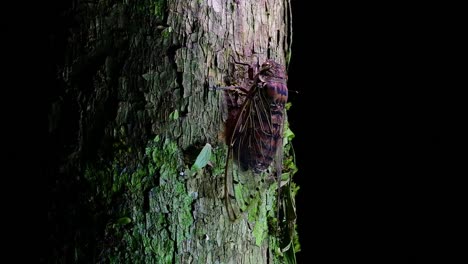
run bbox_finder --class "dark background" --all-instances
[287,1,413,263]
[5,0,461,262]
[288,1,459,263]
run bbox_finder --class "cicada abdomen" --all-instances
[246,60,288,173]
[222,59,288,220]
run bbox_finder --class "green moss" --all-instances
[138,136,194,260]
[211,145,228,176]
[250,193,268,246]
[84,165,116,205]
[153,0,166,19]
[83,135,195,262]
[234,184,248,212]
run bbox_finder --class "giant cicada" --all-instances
[219,58,288,217]
[215,57,296,229]
[215,58,297,261]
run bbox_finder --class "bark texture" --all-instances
[48,0,294,263]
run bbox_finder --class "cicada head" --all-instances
[260,59,287,80]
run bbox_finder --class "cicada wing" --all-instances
[223,92,252,221]
[241,86,279,173]
[275,125,284,225]
[223,77,286,221]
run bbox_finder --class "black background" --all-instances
[289,1,422,263]
[5,0,462,262]
[288,1,459,263]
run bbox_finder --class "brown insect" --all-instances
[216,59,288,220]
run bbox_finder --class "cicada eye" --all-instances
[261,61,271,70]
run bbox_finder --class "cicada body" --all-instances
[221,59,288,220]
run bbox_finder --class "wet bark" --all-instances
[47,0,294,263]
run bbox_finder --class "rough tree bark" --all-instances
[48,0,296,263]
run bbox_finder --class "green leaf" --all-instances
[115,217,132,226]
[191,143,212,171]
[169,110,179,120]
[283,126,295,146]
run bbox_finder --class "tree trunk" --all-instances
[48,0,295,263]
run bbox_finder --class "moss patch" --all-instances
[83,135,194,263]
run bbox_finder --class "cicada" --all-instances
[215,58,289,220]
[215,58,297,262]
